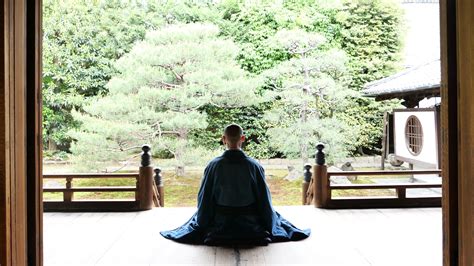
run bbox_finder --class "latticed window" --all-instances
[405,115,423,155]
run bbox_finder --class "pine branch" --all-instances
[153,64,185,82]
[289,46,318,55]
[157,80,181,89]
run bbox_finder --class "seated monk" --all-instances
[160,124,310,245]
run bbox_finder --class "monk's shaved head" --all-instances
[223,124,244,147]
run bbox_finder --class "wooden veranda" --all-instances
[44,206,441,266]
[40,144,443,265]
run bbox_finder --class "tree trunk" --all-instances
[300,55,311,164]
[48,139,57,151]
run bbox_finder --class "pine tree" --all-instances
[70,23,261,174]
[262,29,358,164]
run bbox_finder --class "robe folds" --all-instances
[160,149,311,245]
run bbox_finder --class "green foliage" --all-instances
[43,150,70,161]
[217,0,343,74]
[191,104,277,159]
[333,0,404,152]
[42,0,164,148]
[215,0,404,154]
[42,0,218,150]
[337,0,404,90]
[45,0,405,162]
[261,29,358,163]
[201,0,346,156]
[70,23,261,173]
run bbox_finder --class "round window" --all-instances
[405,115,423,156]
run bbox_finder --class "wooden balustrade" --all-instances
[302,163,312,204]
[43,145,164,212]
[303,143,442,208]
[154,168,164,207]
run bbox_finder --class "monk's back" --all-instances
[211,150,259,207]
[160,125,310,244]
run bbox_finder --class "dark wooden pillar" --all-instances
[26,0,44,264]
[154,168,164,207]
[313,144,328,208]
[302,163,311,205]
[441,0,474,265]
[138,145,154,210]
[441,0,459,265]
[2,1,29,265]
[450,0,474,264]
[1,0,43,265]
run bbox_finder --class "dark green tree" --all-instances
[201,0,345,158]
[42,0,164,150]
[335,0,404,152]
[216,0,404,154]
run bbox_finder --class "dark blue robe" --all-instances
[160,150,311,244]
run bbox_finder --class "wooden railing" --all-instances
[303,144,442,209]
[43,145,164,212]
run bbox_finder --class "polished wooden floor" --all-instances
[44,206,441,266]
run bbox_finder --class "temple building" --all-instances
[363,0,441,169]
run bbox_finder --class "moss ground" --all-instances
[43,169,303,206]
[43,167,406,206]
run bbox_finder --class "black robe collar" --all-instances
[222,149,247,159]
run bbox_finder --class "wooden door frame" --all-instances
[0,0,43,265]
[441,0,474,265]
[440,1,459,265]
[450,1,474,265]
[26,0,44,264]
[0,0,471,265]
[1,1,29,265]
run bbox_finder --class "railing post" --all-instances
[138,144,154,210]
[302,163,312,205]
[396,187,406,200]
[154,168,164,207]
[135,176,139,202]
[314,143,329,208]
[64,176,73,202]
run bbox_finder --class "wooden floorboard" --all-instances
[43,206,442,266]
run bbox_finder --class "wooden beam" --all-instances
[381,112,388,169]
[1,0,43,264]
[0,1,9,264]
[330,183,441,190]
[43,201,140,212]
[327,169,441,176]
[373,87,440,101]
[43,187,137,193]
[0,0,28,265]
[455,1,474,265]
[43,173,139,179]
[440,0,458,264]
[26,0,43,264]
[325,197,441,209]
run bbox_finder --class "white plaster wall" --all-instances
[394,111,438,167]
[419,97,441,107]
